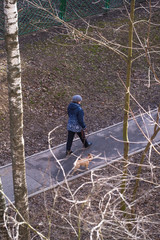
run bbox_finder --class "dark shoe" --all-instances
[66,150,73,156]
[84,142,92,148]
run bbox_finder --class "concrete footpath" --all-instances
[0,109,160,202]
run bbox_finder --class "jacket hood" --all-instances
[68,102,80,111]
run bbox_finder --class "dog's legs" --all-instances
[72,166,78,174]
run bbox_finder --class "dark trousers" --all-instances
[66,130,88,151]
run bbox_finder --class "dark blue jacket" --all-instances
[67,102,86,132]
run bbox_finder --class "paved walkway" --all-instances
[0,109,160,202]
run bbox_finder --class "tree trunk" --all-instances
[4,0,30,239]
[0,178,10,240]
[121,0,135,212]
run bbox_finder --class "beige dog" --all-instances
[73,154,93,173]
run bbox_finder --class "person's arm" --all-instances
[77,109,86,129]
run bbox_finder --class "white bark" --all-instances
[4,0,30,239]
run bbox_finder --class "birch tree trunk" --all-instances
[121,0,135,212]
[4,0,30,239]
[0,178,10,240]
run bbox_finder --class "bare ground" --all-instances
[0,4,160,240]
[28,149,160,240]
[0,7,160,165]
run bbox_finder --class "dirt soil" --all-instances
[0,3,160,240]
[28,149,160,240]
[0,6,160,166]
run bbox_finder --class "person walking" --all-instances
[66,95,92,156]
